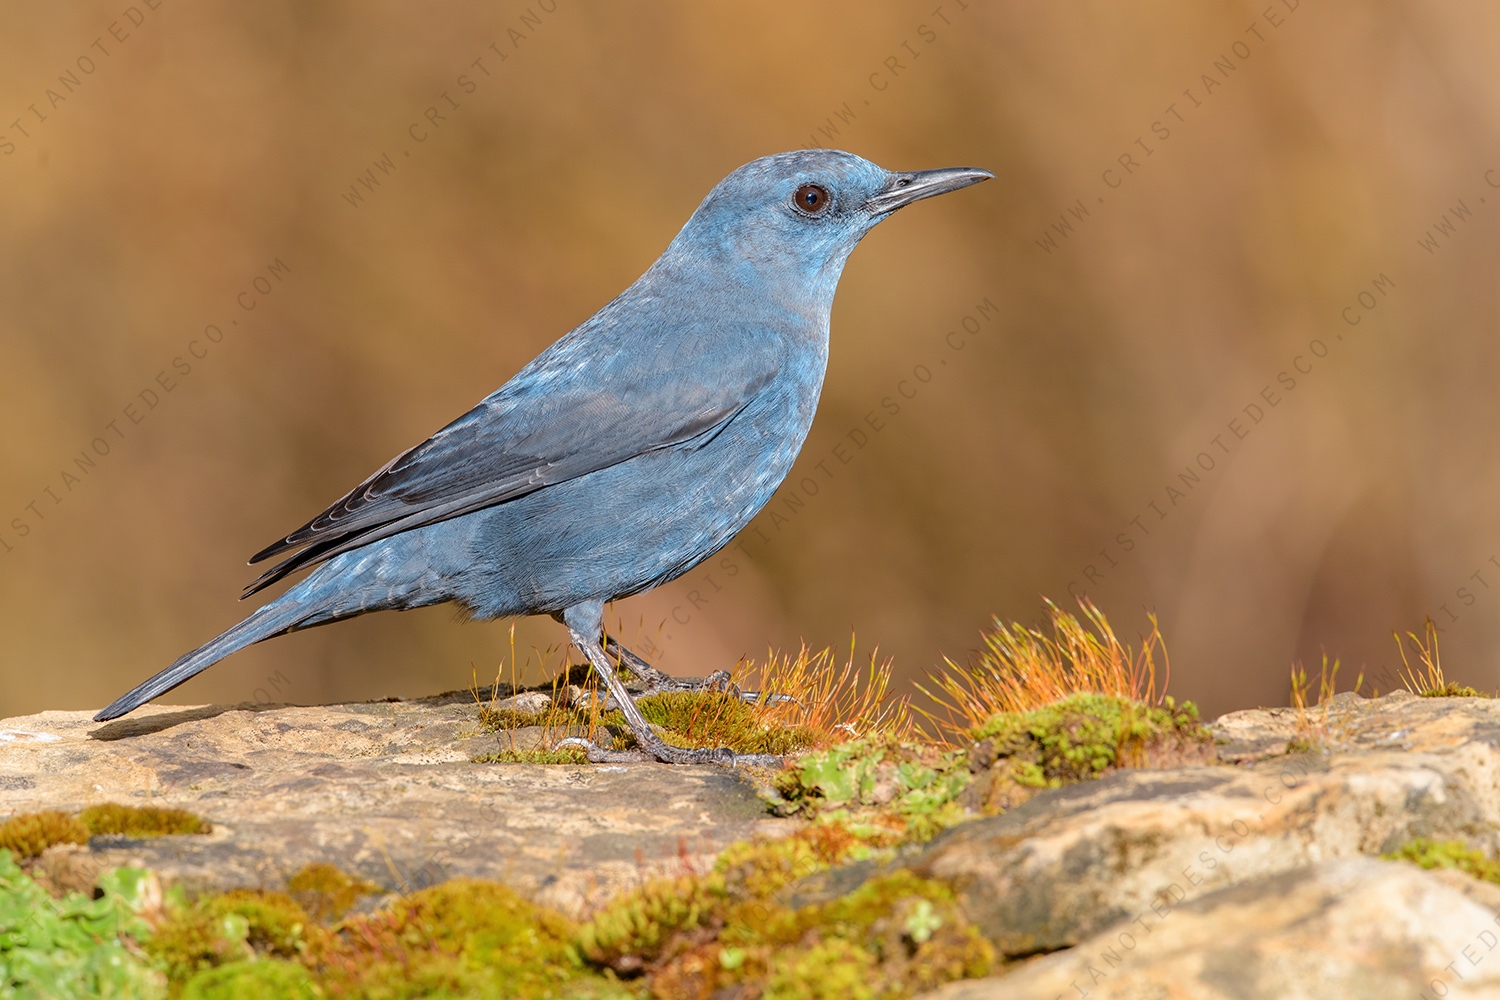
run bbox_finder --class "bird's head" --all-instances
[660,149,992,308]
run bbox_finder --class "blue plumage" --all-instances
[95,149,991,764]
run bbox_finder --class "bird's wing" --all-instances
[243,320,780,596]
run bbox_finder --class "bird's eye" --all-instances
[793,184,830,215]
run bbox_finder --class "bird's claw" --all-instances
[605,640,795,706]
[615,665,799,709]
[555,736,651,763]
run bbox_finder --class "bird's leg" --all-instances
[604,637,737,697]
[556,627,783,767]
[603,636,797,709]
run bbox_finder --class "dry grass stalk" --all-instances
[469,623,914,754]
[1288,653,1356,751]
[730,639,915,746]
[470,627,607,755]
[1393,618,1484,697]
[915,598,1168,742]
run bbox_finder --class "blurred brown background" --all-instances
[3,2,1499,722]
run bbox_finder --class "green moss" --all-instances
[577,825,865,973]
[139,872,636,997]
[479,689,814,761]
[773,694,1211,843]
[146,888,313,985]
[764,938,878,999]
[180,959,318,999]
[80,803,211,838]
[1419,682,1488,698]
[309,877,635,998]
[771,737,971,843]
[285,862,379,922]
[0,820,990,997]
[473,746,591,765]
[0,809,90,860]
[717,822,867,899]
[576,870,730,971]
[477,706,568,731]
[0,852,165,997]
[476,668,597,735]
[599,690,813,756]
[574,826,989,996]
[0,804,210,863]
[750,871,993,999]
[1385,838,1500,883]
[972,693,1209,789]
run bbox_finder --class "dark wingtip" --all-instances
[241,533,350,600]
[248,538,291,566]
[240,572,280,601]
[93,697,135,723]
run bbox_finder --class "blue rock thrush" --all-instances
[94,149,992,764]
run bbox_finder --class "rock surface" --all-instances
[901,691,1500,957]
[7,687,1500,997]
[900,690,1500,996]
[924,857,1500,1000]
[0,692,785,917]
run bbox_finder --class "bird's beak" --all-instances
[864,166,994,215]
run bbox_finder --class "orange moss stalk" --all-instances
[917,598,1168,742]
[731,639,915,747]
[1394,618,1489,698]
[473,635,913,759]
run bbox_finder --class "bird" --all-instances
[94,148,992,765]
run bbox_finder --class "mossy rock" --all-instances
[968,693,1213,802]
[285,862,380,922]
[574,825,988,996]
[606,690,814,756]
[1385,837,1500,884]
[474,745,592,765]
[751,871,993,999]
[774,738,971,843]
[0,803,211,863]
[478,687,812,760]
[0,809,89,860]
[308,878,632,998]
[773,694,1214,839]
[146,887,314,983]
[1419,681,1489,698]
[180,959,319,999]
[0,814,988,998]
[577,824,866,972]
[80,803,211,838]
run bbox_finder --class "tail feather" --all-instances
[93,604,305,722]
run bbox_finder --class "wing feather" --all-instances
[243,316,781,597]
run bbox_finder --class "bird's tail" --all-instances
[93,602,308,722]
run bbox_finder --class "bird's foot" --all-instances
[565,625,786,768]
[554,734,783,768]
[635,666,738,697]
[603,639,796,707]
[596,671,798,713]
